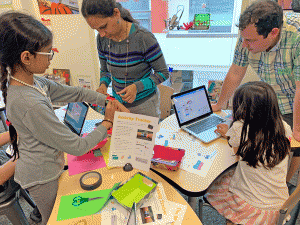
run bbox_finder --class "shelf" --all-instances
[166,30,239,38]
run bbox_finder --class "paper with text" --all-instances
[108,112,159,171]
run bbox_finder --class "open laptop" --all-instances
[63,102,89,137]
[171,85,225,143]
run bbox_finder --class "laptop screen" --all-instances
[172,85,212,126]
[64,102,89,136]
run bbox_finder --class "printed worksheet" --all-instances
[108,112,159,171]
[178,131,219,177]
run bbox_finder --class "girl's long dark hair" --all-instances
[0,11,52,161]
[231,81,290,169]
[81,0,139,24]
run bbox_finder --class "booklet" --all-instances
[108,112,159,171]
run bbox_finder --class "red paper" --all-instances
[153,145,185,161]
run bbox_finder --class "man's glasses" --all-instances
[35,49,55,60]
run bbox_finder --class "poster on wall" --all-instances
[53,69,71,85]
[277,0,293,10]
[37,0,79,15]
[77,77,94,90]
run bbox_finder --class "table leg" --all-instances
[0,110,8,131]
[188,196,198,212]
[199,198,203,220]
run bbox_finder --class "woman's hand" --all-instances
[215,123,229,138]
[116,84,137,103]
[112,100,130,113]
[96,84,108,95]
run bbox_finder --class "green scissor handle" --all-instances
[72,196,104,207]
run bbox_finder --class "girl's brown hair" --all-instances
[231,81,290,169]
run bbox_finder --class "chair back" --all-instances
[277,183,300,225]
[0,178,20,203]
[157,84,174,120]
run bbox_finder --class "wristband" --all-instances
[102,119,113,125]
[80,171,102,191]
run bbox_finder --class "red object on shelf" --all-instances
[183,22,194,30]
[52,48,59,53]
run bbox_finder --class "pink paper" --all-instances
[67,138,108,176]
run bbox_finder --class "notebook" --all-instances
[63,102,89,136]
[171,85,225,143]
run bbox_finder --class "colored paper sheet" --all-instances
[57,183,120,221]
[102,145,113,169]
[112,173,157,209]
[67,139,107,176]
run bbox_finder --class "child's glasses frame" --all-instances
[34,49,55,60]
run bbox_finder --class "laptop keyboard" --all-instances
[187,115,224,134]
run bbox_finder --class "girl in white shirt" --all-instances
[206,81,291,225]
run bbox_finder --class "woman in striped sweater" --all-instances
[81,0,169,118]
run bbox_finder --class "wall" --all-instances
[8,0,258,87]
[154,33,237,67]
[151,0,167,33]
[9,0,100,89]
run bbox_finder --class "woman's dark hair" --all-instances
[81,0,139,24]
[238,0,283,38]
[231,81,290,169]
[0,11,52,161]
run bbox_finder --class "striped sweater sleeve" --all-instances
[97,35,112,88]
[135,32,170,93]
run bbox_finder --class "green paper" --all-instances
[57,182,120,221]
[112,173,157,209]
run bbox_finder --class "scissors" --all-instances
[72,196,104,207]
